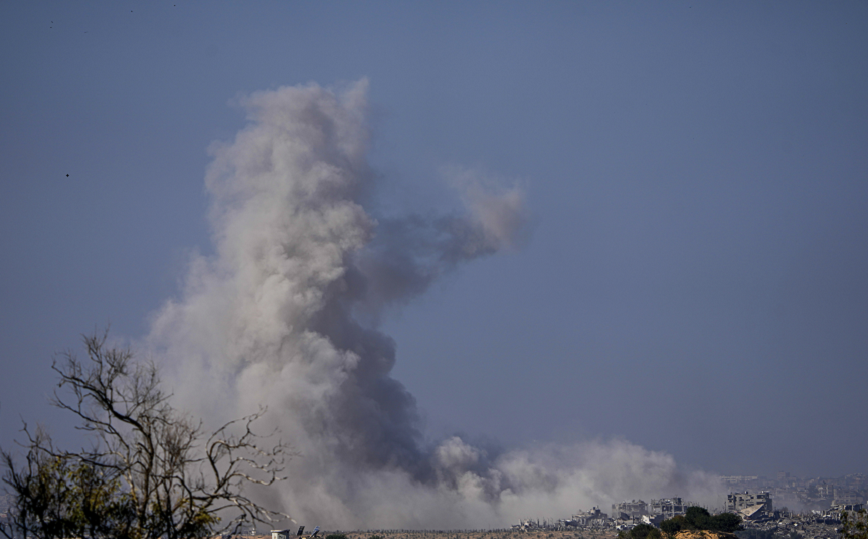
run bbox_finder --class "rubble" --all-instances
[508,476,864,539]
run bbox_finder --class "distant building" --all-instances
[650,498,688,519]
[832,502,865,513]
[612,500,649,520]
[641,514,667,527]
[727,491,772,519]
[832,490,864,506]
[571,507,609,527]
[831,492,865,514]
[720,476,759,484]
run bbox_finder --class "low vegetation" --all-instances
[841,510,868,539]
[619,507,742,539]
[659,507,742,535]
[619,524,663,539]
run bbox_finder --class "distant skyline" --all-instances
[1,3,867,525]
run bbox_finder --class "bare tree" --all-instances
[1,331,290,539]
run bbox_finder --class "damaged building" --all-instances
[612,500,649,520]
[650,498,690,519]
[570,507,610,527]
[727,491,773,520]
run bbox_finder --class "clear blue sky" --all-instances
[2,1,867,487]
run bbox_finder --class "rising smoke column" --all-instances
[149,81,721,529]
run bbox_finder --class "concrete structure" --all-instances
[727,491,773,517]
[831,501,865,513]
[613,500,649,520]
[739,504,770,521]
[571,507,609,527]
[650,498,688,519]
[642,514,667,527]
[832,492,865,507]
[721,476,759,484]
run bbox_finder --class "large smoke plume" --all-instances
[149,80,721,529]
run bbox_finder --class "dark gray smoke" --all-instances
[149,80,722,529]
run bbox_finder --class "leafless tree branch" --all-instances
[1,331,292,539]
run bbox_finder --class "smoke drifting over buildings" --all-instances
[148,81,720,529]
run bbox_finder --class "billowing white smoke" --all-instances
[149,80,721,529]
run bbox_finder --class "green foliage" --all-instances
[660,516,686,535]
[325,534,348,539]
[64,461,137,539]
[841,510,868,539]
[628,524,663,539]
[685,507,712,530]
[631,524,656,539]
[370,535,385,539]
[1,442,138,539]
[711,513,742,533]
[659,507,742,536]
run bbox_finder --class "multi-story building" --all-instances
[650,498,688,519]
[571,507,608,526]
[612,500,649,520]
[726,491,773,516]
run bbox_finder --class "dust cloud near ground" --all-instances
[308,531,616,539]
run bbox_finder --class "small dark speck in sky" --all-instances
[66,174,69,177]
